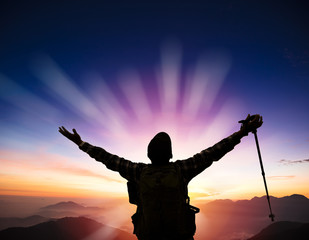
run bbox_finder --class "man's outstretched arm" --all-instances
[58,126,144,181]
[177,114,263,181]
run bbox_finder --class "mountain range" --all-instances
[195,194,309,240]
[0,216,136,240]
[1,194,308,240]
[1,217,308,240]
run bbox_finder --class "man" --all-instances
[59,114,263,240]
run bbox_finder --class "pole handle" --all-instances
[239,115,259,134]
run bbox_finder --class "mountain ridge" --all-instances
[248,221,309,240]
[195,194,309,240]
[0,215,54,231]
[0,216,136,240]
[40,201,102,211]
[1,194,308,240]
[37,201,103,219]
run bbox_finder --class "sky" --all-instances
[0,1,308,202]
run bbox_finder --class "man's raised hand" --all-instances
[58,126,82,145]
[247,114,263,132]
[239,114,263,136]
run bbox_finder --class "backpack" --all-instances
[127,163,199,239]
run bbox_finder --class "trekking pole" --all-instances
[252,129,275,222]
[239,116,275,221]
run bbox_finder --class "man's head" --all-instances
[147,132,173,165]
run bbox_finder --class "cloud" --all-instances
[279,159,309,165]
[268,176,295,180]
[0,149,124,184]
[53,165,124,183]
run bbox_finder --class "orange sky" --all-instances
[1,135,308,201]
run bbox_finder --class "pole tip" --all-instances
[269,214,275,222]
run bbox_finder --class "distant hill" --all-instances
[37,201,103,218]
[195,194,309,240]
[0,215,53,231]
[40,201,100,211]
[248,221,309,240]
[0,216,136,240]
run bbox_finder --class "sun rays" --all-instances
[29,43,238,159]
[0,43,249,199]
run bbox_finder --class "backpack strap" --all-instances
[186,196,200,213]
[127,181,138,205]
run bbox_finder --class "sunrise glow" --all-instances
[1,43,308,202]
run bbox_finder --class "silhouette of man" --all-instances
[59,114,263,240]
